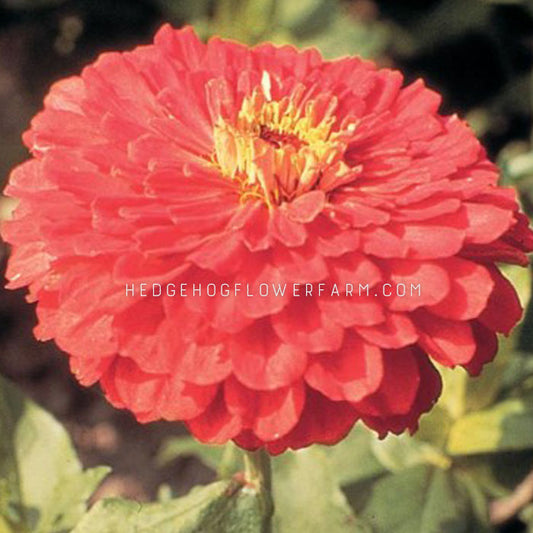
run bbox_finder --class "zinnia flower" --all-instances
[3,25,532,454]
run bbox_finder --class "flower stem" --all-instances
[243,449,274,532]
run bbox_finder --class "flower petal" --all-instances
[414,310,476,367]
[230,321,308,390]
[305,333,383,402]
[428,258,493,320]
[272,297,345,353]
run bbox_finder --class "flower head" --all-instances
[3,25,533,453]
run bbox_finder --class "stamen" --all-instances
[261,71,272,101]
[259,125,307,150]
[212,84,358,206]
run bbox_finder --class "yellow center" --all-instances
[212,72,358,207]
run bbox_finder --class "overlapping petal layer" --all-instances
[3,25,533,453]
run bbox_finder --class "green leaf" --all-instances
[501,263,532,311]
[464,351,512,414]
[453,471,492,531]
[158,437,369,531]
[0,375,109,533]
[415,405,454,449]
[371,434,451,471]
[502,150,533,183]
[157,437,240,479]
[272,447,365,533]
[298,12,389,59]
[277,0,337,38]
[436,366,468,421]
[462,323,516,415]
[210,0,277,44]
[433,355,511,422]
[325,425,386,486]
[501,353,533,392]
[513,264,533,353]
[72,478,267,533]
[356,465,472,533]
[448,396,533,455]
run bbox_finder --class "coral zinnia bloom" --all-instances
[3,25,533,453]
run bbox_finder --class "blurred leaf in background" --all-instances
[0,375,109,533]
[155,0,390,59]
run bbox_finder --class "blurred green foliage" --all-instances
[0,375,109,533]
[156,0,390,59]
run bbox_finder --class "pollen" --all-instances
[213,74,360,207]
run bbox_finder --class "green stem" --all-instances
[243,449,274,532]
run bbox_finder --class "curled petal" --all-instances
[230,320,308,390]
[264,388,358,454]
[272,297,345,353]
[186,390,242,444]
[414,310,475,367]
[385,259,450,312]
[224,377,305,441]
[356,312,418,349]
[305,333,383,402]
[427,258,493,320]
[358,348,441,436]
[479,268,523,335]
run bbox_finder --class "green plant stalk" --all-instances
[243,449,274,532]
